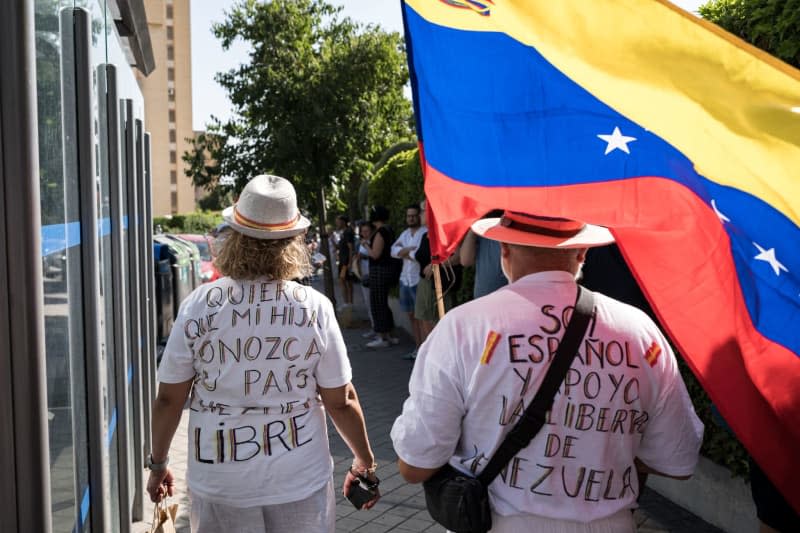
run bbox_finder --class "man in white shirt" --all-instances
[391,211,704,532]
[391,205,428,358]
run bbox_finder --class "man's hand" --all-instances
[146,468,175,503]
[423,264,433,279]
[398,246,414,259]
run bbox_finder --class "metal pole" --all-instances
[0,0,51,531]
[433,263,445,319]
[68,8,111,532]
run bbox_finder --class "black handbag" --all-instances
[423,287,595,533]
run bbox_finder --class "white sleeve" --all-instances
[637,337,704,476]
[391,318,466,468]
[158,298,198,383]
[390,231,406,258]
[314,299,352,389]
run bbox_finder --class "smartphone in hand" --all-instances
[345,478,376,510]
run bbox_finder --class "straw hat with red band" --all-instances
[471,211,614,248]
[222,174,311,240]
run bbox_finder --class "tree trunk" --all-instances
[317,183,337,305]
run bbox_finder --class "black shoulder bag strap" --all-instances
[477,286,595,486]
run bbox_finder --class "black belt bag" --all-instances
[423,287,595,533]
[423,463,491,533]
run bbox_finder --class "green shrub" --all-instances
[153,211,223,235]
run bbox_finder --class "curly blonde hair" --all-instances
[214,231,312,281]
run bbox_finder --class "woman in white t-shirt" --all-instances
[147,175,380,532]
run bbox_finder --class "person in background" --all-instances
[335,215,355,310]
[326,224,339,272]
[411,198,462,358]
[356,220,376,339]
[459,209,508,299]
[361,205,399,348]
[207,222,232,258]
[147,175,380,532]
[391,205,428,358]
[392,211,703,532]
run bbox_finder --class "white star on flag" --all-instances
[597,127,637,155]
[711,199,730,223]
[753,242,788,276]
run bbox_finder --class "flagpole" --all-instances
[433,263,445,319]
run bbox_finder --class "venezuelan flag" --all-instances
[403,0,800,511]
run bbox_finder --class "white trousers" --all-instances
[189,477,335,533]
[483,508,636,533]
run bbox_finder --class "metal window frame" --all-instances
[62,7,111,532]
[123,98,145,521]
[135,118,154,460]
[0,0,51,531]
[98,63,133,530]
[144,132,157,413]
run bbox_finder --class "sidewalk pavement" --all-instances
[135,277,722,532]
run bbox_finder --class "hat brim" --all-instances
[472,217,614,248]
[222,206,311,240]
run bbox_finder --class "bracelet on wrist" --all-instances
[349,466,380,490]
[350,461,377,476]
[146,453,170,472]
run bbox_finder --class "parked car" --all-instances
[176,233,220,283]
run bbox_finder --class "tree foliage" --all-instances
[367,148,424,232]
[185,0,412,209]
[700,0,800,68]
[184,0,412,300]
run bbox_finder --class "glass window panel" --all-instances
[35,1,91,530]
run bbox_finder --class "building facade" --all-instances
[1,1,159,531]
[137,0,196,216]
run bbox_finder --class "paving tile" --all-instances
[394,517,436,531]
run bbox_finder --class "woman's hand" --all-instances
[146,468,175,503]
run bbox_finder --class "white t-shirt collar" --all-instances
[509,270,576,287]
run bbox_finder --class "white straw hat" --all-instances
[472,211,614,248]
[222,175,311,240]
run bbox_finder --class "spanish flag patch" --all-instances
[645,342,662,367]
[480,330,502,365]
